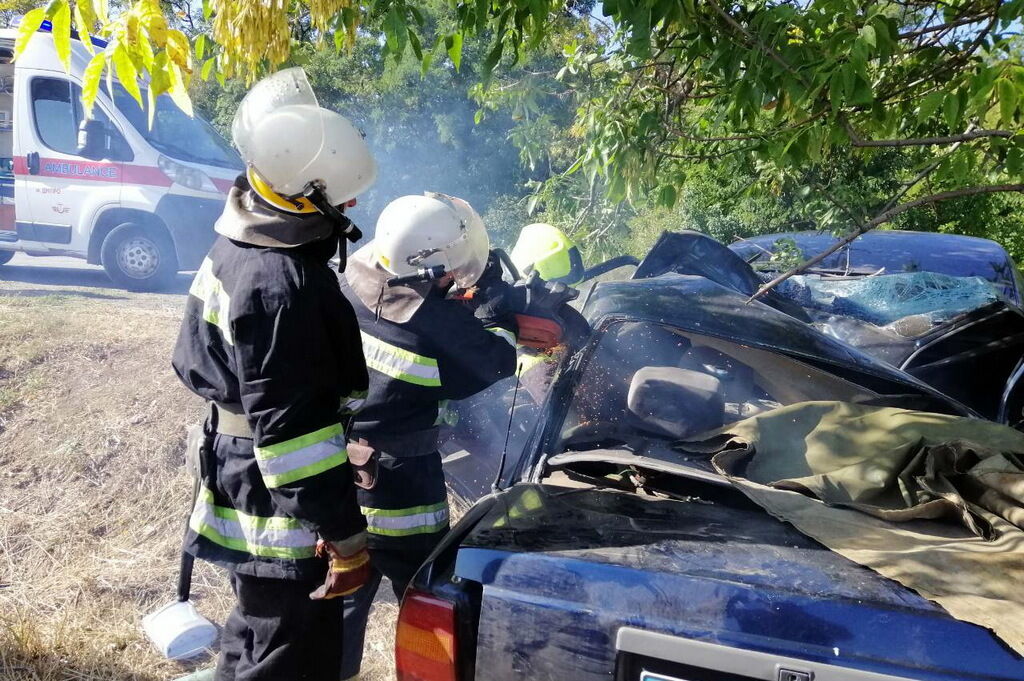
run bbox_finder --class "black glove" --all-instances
[473,281,524,331]
[475,250,507,290]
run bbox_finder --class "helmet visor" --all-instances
[428,193,490,288]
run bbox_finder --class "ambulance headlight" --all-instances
[158,155,218,193]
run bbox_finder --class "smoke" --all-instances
[325,81,531,248]
[193,50,537,252]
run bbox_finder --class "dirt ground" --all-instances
[0,262,396,681]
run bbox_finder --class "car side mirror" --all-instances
[626,366,725,439]
[76,118,109,160]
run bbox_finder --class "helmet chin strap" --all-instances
[302,180,364,272]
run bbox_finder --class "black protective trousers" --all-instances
[215,570,344,681]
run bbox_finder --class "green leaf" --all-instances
[852,74,873,106]
[829,73,843,111]
[80,51,105,116]
[195,34,207,61]
[408,29,422,62]
[483,38,504,75]
[201,57,216,81]
[474,109,484,125]
[445,32,463,71]
[50,0,71,72]
[383,8,406,57]
[918,91,944,123]
[841,63,856,101]
[202,0,212,21]
[73,2,95,55]
[14,7,46,60]
[999,78,1018,126]
[656,184,677,208]
[859,24,876,49]
[943,91,961,129]
[112,46,142,108]
[1008,147,1023,175]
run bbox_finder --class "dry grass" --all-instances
[0,277,396,681]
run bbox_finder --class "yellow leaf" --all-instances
[112,45,142,108]
[134,27,155,71]
[145,12,168,46]
[165,29,191,70]
[125,12,140,46]
[14,8,46,60]
[80,51,105,116]
[166,62,193,117]
[74,2,95,55]
[91,0,108,24]
[50,0,72,73]
[78,0,97,26]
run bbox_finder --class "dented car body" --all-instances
[411,231,1024,681]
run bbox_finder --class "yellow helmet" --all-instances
[510,223,585,285]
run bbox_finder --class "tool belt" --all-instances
[208,401,253,439]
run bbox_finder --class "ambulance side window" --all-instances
[30,77,132,161]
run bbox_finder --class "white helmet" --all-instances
[374,193,490,289]
[232,68,377,213]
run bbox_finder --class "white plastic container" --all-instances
[142,600,218,660]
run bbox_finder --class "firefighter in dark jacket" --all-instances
[337,193,518,678]
[171,69,377,681]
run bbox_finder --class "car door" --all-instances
[17,73,129,253]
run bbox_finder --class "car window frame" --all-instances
[29,75,134,162]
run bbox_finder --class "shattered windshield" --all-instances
[733,234,1021,302]
[558,320,883,451]
[113,85,242,170]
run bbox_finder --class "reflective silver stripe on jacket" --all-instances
[189,257,233,345]
[359,501,450,537]
[189,487,317,559]
[360,332,442,387]
[253,423,349,488]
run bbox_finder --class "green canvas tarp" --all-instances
[681,401,1024,656]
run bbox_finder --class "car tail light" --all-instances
[396,589,459,681]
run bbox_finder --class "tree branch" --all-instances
[850,129,1013,147]
[747,183,1024,302]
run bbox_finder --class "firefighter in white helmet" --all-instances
[172,68,375,681]
[337,193,518,679]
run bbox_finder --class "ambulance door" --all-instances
[16,73,129,253]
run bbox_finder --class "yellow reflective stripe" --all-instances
[361,332,442,387]
[189,487,317,559]
[189,257,233,345]
[254,424,348,488]
[256,423,344,459]
[487,327,517,348]
[261,451,349,488]
[360,501,449,537]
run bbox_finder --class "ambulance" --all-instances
[0,24,241,290]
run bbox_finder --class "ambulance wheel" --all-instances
[101,223,177,292]
[0,250,13,266]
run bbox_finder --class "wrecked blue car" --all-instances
[401,231,1024,681]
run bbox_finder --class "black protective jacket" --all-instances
[172,184,368,579]
[339,246,518,450]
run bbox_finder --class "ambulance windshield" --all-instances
[114,86,242,170]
